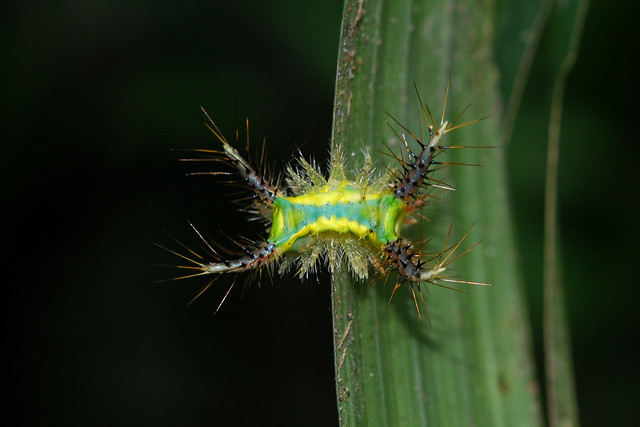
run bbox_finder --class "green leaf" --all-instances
[329,0,559,425]
[494,0,554,142]
[541,1,588,426]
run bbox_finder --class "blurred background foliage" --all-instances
[3,0,638,425]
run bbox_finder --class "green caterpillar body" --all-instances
[160,84,489,317]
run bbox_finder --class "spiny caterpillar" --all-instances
[159,83,490,318]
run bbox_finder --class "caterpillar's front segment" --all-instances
[160,84,489,317]
[188,107,280,207]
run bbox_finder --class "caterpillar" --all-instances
[158,83,490,319]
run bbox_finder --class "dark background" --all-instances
[4,0,638,425]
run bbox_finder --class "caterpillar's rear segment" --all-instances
[381,82,491,318]
[383,224,490,320]
[389,82,485,205]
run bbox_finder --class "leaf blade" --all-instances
[331,0,545,425]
